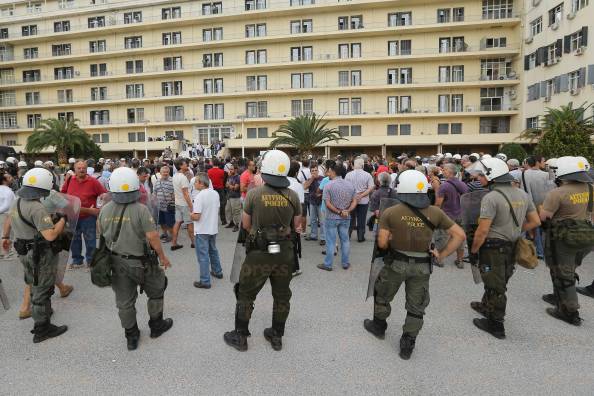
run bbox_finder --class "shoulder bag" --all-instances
[493,189,538,269]
[90,203,128,287]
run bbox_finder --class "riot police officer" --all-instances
[469,157,540,339]
[2,168,68,343]
[224,149,302,352]
[541,156,594,325]
[99,167,173,350]
[363,170,466,359]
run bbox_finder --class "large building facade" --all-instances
[0,0,527,158]
[523,0,593,131]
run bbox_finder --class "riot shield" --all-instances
[366,197,400,300]
[99,191,157,223]
[230,224,248,284]
[460,190,489,284]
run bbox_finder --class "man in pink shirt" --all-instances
[61,159,107,269]
[240,159,256,201]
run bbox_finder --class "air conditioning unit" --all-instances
[567,12,576,19]
[525,36,533,44]
[570,88,580,96]
[544,95,551,102]
[575,47,585,55]
[551,22,559,30]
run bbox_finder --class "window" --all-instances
[246,75,267,91]
[290,19,312,33]
[89,110,109,125]
[165,130,184,139]
[202,2,222,14]
[387,96,398,114]
[439,36,466,53]
[27,114,41,128]
[258,128,268,138]
[52,44,71,56]
[89,40,106,53]
[388,40,412,55]
[245,0,266,10]
[246,101,267,117]
[54,66,74,80]
[58,0,74,9]
[163,32,182,45]
[57,112,74,122]
[452,65,464,82]
[203,28,223,41]
[569,30,586,51]
[23,47,38,60]
[245,23,266,37]
[0,7,14,17]
[54,21,70,32]
[125,36,142,49]
[450,123,462,134]
[399,68,412,84]
[291,73,313,88]
[338,15,364,30]
[126,60,143,74]
[161,81,183,96]
[165,106,184,121]
[438,123,449,135]
[27,2,42,14]
[162,7,182,20]
[0,28,7,39]
[338,125,349,137]
[452,94,464,112]
[351,98,361,115]
[351,125,361,136]
[90,63,107,77]
[303,99,313,115]
[203,53,223,67]
[526,117,539,129]
[23,70,41,82]
[90,87,107,101]
[438,66,450,83]
[127,108,144,123]
[548,3,563,26]
[530,17,542,36]
[437,9,450,23]
[25,92,40,105]
[399,96,411,112]
[163,56,183,71]
[339,98,349,115]
[480,87,504,111]
[481,58,512,80]
[338,43,361,58]
[57,89,73,103]
[453,7,465,21]
[126,83,145,98]
[438,95,450,112]
[203,78,224,93]
[339,70,360,86]
[571,0,589,12]
[291,100,302,117]
[387,125,398,135]
[569,70,580,90]
[387,68,397,84]
[479,116,510,133]
[290,46,313,61]
[485,37,507,48]
[92,133,110,143]
[21,25,37,36]
[204,104,224,120]
[88,16,105,28]
[124,11,142,24]
[127,132,145,143]
[387,12,412,26]
[400,124,411,135]
[246,49,267,64]
[0,112,17,129]
[482,0,513,19]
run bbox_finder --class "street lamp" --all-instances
[144,120,149,159]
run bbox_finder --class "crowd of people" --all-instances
[1,149,593,359]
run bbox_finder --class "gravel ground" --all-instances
[1,226,594,396]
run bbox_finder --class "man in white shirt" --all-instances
[171,159,194,251]
[191,172,223,289]
[345,158,374,242]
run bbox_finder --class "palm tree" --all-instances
[26,118,101,165]
[521,102,594,162]
[270,113,346,157]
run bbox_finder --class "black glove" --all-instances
[469,253,479,266]
[51,212,68,224]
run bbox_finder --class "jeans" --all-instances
[349,204,369,241]
[71,216,97,265]
[195,234,223,286]
[534,226,544,258]
[309,203,324,240]
[324,218,350,268]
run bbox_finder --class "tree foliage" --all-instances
[270,113,346,156]
[521,102,594,162]
[26,118,102,164]
[499,143,528,162]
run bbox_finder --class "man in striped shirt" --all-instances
[345,158,375,242]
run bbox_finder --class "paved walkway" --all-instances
[1,226,594,395]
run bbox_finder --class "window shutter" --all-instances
[524,55,530,70]
[560,74,569,92]
[578,67,586,88]
[534,82,540,98]
[587,64,594,85]
[535,49,542,66]
[554,75,561,92]
[540,81,547,96]
[564,35,571,53]
[542,46,549,63]
[581,26,588,47]
[556,39,563,57]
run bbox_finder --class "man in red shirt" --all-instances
[207,158,227,225]
[61,159,107,269]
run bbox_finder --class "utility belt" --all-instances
[15,237,53,287]
[388,249,431,264]
[108,249,147,261]
[246,232,293,255]
[481,238,513,250]
[106,246,159,294]
[549,219,594,249]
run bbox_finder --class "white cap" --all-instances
[18,161,27,167]
[6,157,16,164]
[34,160,43,167]
[453,154,462,160]
[68,158,76,164]
[444,152,453,158]
[44,160,54,167]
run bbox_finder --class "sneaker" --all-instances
[160,233,168,239]
[342,263,350,270]
[304,236,318,241]
[225,222,235,229]
[68,263,83,271]
[319,240,326,246]
[210,271,223,279]
[232,226,239,232]
[170,245,183,251]
[317,264,332,271]
[193,281,211,289]
[58,285,74,298]
[455,259,464,269]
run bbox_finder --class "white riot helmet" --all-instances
[555,156,593,183]
[6,157,16,164]
[34,160,43,167]
[469,153,480,161]
[495,153,508,162]
[444,152,453,159]
[17,161,27,168]
[545,158,558,174]
[472,157,515,183]
[260,149,291,188]
[17,168,54,199]
[68,158,76,164]
[44,160,54,168]
[109,167,141,203]
[453,154,462,160]
[482,154,492,159]
[396,169,431,208]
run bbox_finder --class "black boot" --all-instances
[224,330,248,351]
[473,318,505,339]
[542,293,557,306]
[577,285,594,299]
[399,333,416,360]
[32,322,68,344]
[125,324,140,351]
[149,315,173,338]
[546,307,582,326]
[470,301,487,318]
[363,318,387,339]
[263,328,282,351]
